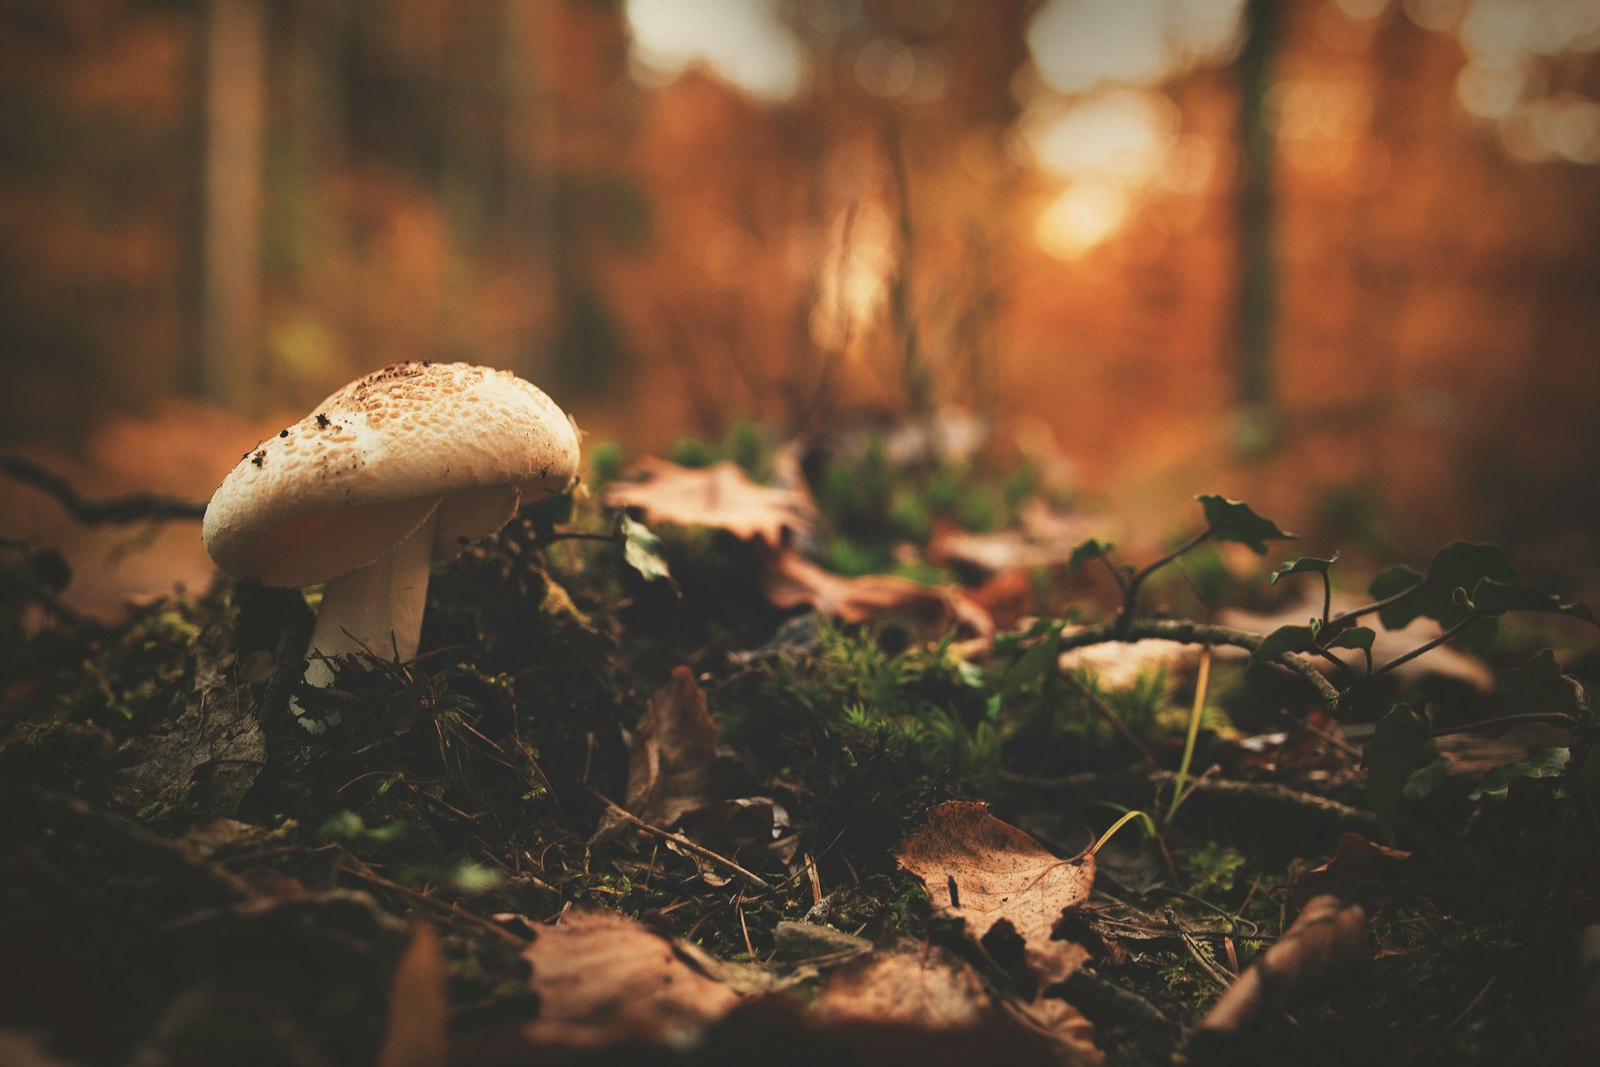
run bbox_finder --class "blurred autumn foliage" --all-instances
[2,0,1599,580]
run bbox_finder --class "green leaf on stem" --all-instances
[1497,648,1585,718]
[1470,748,1569,801]
[999,620,1065,698]
[1404,755,1452,801]
[1067,537,1115,574]
[1467,579,1596,624]
[1248,623,1317,672]
[1269,552,1339,585]
[1325,626,1375,652]
[1368,542,1516,652]
[1195,495,1297,554]
[619,515,673,584]
[1363,703,1433,835]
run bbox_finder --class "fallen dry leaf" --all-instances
[1058,632,1196,691]
[896,801,1094,987]
[1003,997,1103,1065]
[521,908,740,1050]
[594,666,718,844]
[929,500,1103,577]
[815,946,1101,1065]
[762,550,994,636]
[377,924,448,1067]
[1196,894,1370,1035]
[603,457,813,547]
[1289,833,1412,911]
[813,946,989,1030]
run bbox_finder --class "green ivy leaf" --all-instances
[991,617,1062,656]
[1497,649,1585,718]
[1404,755,1452,801]
[1067,537,1115,574]
[1000,620,1065,698]
[619,515,673,584]
[1269,552,1339,586]
[1248,623,1317,672]
[1470,748,1569,801]
[1325,626,1375,652]
[1195,495,1297,554]
[1363,703,1433,836]
[1368,543,1514,652]
[1468,579,1596,624]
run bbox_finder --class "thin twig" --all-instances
[1323,577,1428,634]
[1058,618,1344,712]
[1370,615,1480,679]
[0,454,207,523]
[1059,670,1158,765]
[584,784,771,890]
[1117,529,1214,634]
[1428,712,1578,738]
[342,863,528,946]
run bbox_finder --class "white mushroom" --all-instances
[202,361,580,729]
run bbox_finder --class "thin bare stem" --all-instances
[1117,528,1214,633]
[585,784,770,890]
[1324,577,1428,633]
[1059,670,1158,765]
[1428,712,1578,738]
[1370,615,1480,680]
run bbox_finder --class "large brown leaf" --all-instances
[520,908,741,1049]
[896,801,1094,987]
[762,551,994,636]
[603,457,813,547]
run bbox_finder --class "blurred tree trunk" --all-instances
[1235,0,1280,453]
[501,0,558,378]
[193,0,265,408]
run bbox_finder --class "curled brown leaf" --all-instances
[1196,894,1370,1035]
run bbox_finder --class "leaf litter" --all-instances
[4,428,1598,1067]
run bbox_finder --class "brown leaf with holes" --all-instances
[762,551,994,637]
[1196,894,1370,1035]
[594,666,718,842]
[603,457,813,547]
[377,924,448,1067]
[1289,833,1412,911]
[896,801,1094,987]
[521,908,740,1050]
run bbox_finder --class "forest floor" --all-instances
[2,418,1598,1067]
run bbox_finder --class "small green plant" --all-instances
[1063,494,1597,839]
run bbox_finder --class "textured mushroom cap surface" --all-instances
[203,362,580,587]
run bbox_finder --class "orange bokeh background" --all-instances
[2,0,1598,615]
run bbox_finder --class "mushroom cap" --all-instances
[203,361,580,587]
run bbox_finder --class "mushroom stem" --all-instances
[301,508,439,698]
